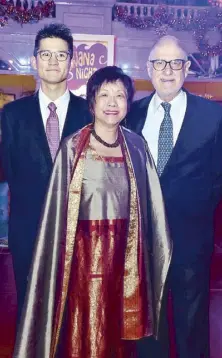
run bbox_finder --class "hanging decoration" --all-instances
[0,0,56,27]
[193,21,222,57]
[113,5,222,56]
[208,0,222,7]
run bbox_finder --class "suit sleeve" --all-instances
[212,114,222,204]
[1,106,14,185]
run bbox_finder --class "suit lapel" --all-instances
[136,100,149,135]
[133,94,154,135]
[30,93,53,166]
[61,92,73,140]
[61,92,87,140]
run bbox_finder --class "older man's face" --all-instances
[147,41,190,102]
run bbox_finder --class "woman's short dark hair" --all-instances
[86,66,134,114]
[33,23,73,58]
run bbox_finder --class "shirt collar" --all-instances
[39,87,70,109]
[153,89,185,113]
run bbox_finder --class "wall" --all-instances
[0,0,115,78]
[0,1,217,84]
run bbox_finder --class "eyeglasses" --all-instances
[149,59,187,71]
[37,50,70,62]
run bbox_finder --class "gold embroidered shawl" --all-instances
[13,124,172,358]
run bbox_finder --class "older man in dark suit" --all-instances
[1,23,91,325]
[126,35,222,358]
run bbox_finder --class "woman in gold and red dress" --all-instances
[13,66,172,358]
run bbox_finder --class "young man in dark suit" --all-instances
[126,35,222,358]
[1,23,91,325]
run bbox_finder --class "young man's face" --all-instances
[31,37,74,86]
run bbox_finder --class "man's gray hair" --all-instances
[148,35,188,61]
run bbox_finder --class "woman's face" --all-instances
[93,80,128,128]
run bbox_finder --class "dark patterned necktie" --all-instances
[46,102,60,161]
[157,102,173,176]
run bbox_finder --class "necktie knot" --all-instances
[48,102,57,113]
[161,102,171,114]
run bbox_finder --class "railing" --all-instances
[113,2,211,20]
[116,0,209,5]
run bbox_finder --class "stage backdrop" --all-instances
[68,34,115,97]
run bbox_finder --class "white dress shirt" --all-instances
[39,87,70,139]
[142,90,187,165]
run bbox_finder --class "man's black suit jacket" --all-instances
[126,91,222,265]
[1,91,91,288]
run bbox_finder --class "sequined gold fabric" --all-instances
[63,218,135,358]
